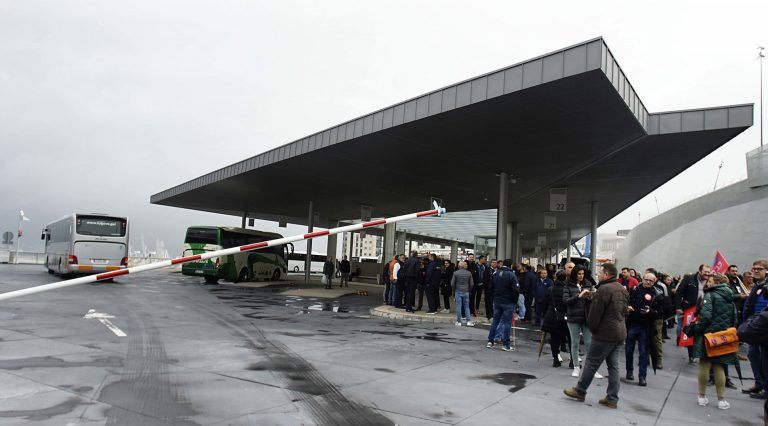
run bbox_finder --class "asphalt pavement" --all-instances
[0,264,763,425]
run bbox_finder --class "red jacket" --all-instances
[618,276,638,290]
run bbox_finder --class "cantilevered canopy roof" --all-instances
[151,37,752,253]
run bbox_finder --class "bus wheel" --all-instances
[293,266,299,273]
[272,269,281,281]
[204,276,219,284]
[234,268,249,283]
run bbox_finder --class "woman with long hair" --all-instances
[541,270,570,367]
[563,265,602,378]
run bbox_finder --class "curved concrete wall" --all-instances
[614,179,768,276]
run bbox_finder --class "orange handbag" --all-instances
[703,327,739,357]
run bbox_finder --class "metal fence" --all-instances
[0,251,173,269]
[0,250,46,265]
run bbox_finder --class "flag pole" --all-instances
[0,204,446,302]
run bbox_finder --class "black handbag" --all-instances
[552,288,567,322]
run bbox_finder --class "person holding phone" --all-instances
[563,265,603,379]
[625,272,661,387]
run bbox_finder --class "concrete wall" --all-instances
[614,180,768,275]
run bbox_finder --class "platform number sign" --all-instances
[550,188,567,212]
[544,215,556,230]
[2,231,12,245]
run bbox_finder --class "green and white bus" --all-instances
[181,227,292,284]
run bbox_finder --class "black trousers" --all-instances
[417,285,425,310]
[483,287,494,319]
[550,330,566,358]
[427,283,439,312]
[469,286,478,316]
[405,278,418,310]
[394,280,404,308]
[384,279,391,304]
[442,286,451,310]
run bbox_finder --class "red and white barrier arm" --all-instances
[0,204,446,301]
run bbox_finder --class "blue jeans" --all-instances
[576,339,623,403]
[748,344,765,389]
[567,322,593,368]
[388,280,398,305]
[626,324,648,378]
[488,302,514,347]
[455,292,470,322]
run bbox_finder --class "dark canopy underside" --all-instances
[151,38,752,252]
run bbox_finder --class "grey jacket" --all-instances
[451,269,474,293]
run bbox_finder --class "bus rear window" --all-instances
[76,216,127,237]
[185,228,219,245]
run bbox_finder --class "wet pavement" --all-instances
[0,264,764,425]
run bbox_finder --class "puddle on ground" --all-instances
[472,372,536,393]
[359,330,456,344]
[0,356,123,371]
[282,332,341,338]
[60,385,94,393]
[0,397,86,421]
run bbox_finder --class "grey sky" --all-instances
[1,1,765,256]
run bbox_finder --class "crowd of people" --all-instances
[374,252,768,416]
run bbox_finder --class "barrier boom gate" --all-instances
[0,204,446,302]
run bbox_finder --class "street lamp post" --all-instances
[759,47,764,147]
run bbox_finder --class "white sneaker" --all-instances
[455,321,462,327]
[594,372,604,379]
[466,321,475,327]
[441,309,449,313]
[486,342,494,349]
[558,354,563,362]
[571,367,580,377]
[697,396,709,406]
[717,400,730,410]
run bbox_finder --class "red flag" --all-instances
[17,228,22,238]
[678,306,697,347]
[712,250,729,274]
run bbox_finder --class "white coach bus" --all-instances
[42,214,129,276]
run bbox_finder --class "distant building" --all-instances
[341,233,383,260]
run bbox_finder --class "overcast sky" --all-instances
[1,0,766,256]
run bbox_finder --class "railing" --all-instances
[0,251,46,265]
[0,251,173,268]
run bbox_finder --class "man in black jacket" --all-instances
[675,265,712,362]
[322,256,335,289]
[339,255,351,288]
[486,264,519,351]
[625,273,661,386]
[522,264,537,323]
[403,251,421,313]
[743,259,768,398]
[738,297,768,412]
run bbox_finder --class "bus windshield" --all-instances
[76,216,127,237]
[185,228,219,245]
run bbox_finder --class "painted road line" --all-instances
[83,309,127,337]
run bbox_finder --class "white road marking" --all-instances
[84,309,127,337]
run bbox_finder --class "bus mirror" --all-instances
[40,232,46,240]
